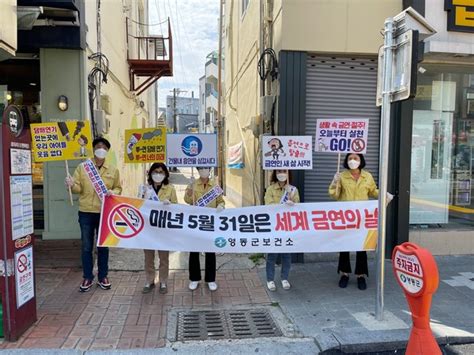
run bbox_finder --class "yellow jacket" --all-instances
[328,169,378,201]
[184,178,225,208]
[158,184,178,203]
[264,183,300,205]
[71,161,122,213]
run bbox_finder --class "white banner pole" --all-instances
[375,17,394,321]
[65,160,74,206]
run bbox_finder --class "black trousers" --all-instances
[337,251,368,276]
[189,252,216,282]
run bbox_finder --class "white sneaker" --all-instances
[267,281,276,291]
[208,282,218,291]
[281,280,291,290]
[189,281,199,291]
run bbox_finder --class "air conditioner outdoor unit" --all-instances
[94,109,110,135]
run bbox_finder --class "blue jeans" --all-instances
[78,212,109,280]
[266,253,291,281]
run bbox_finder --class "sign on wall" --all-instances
[262,136,313,170]
[445,0,474,33]
[10,176,34,240]
[30,121,93,162]
[14,246,35,308]
[315,119,369,154]
[10,148,32,175]
[166,134,217,167]
[228,142,244,169]
[124,127,166,164]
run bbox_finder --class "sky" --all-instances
[148,0,220,108]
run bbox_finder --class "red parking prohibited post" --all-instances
[392,242,441,355]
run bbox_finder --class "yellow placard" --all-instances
[31,121,93,162]
[124,127,166,164]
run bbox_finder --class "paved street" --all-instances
[1,168,472,353]
[2,245,474,353]
[0,265,268,351]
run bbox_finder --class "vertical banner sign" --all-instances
[166,134,217,167]
[227,141,244,169]
[10,176,34,240]
[262,136,313,170]
[30,121,93,162]
[124,127,167,163]
[14,246,35,308]
[315,119,369,154]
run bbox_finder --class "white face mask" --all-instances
[94,148,108,159]
[151,173,165,183]
[276,173,287,182]
[348,159,360,170]
[198,169,210,179]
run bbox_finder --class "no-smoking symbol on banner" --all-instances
[107,203,144,238]
[17,254,28,273]
[351,138,366,153]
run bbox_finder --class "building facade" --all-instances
[165,93,199,132]
[223,0,473,255]
[198,51,219,133]
[0,0,169,239]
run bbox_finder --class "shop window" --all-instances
[410,66,474,228]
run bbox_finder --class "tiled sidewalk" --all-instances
[0,267,270,350]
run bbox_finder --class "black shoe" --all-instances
[79,279,93,292]
[357,277,367,290]
[338,275,349,288]
[142,283,155,294]
[97,277,112,290]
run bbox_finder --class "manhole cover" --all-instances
[176,309,282,341]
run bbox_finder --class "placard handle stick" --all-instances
[65,160,74,206]
[337,153,341,174]
[192,167,196,206]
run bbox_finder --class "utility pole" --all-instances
[173,88,177,133]
[217,0,224,188]
[171,88,187,133]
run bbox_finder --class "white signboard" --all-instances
[10,176,34,240]
[10,148,32,175]
[262,136,313,170]
[98,196,379,253]
[315,119,369,154]
[14,246,35,308]
[393,250,424,295]
[166,134,217,167]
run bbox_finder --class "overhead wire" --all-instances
[166,0,188,88]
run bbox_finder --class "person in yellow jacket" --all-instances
[184,167,225,292]
[265,170,300,291]
[328,153,392,290]
[65,137,122,292]
[138,162,178,295]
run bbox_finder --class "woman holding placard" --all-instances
[138,162,178,294]
[328,153,393,290]
[184,167,225,292]
[265,169,300,291]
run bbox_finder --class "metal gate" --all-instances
[305,55,381,202]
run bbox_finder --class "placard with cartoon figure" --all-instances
[262,136,313,170]
[124,127,166,164]
[30,121,93,162]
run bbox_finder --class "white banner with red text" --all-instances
[98,195,379,253]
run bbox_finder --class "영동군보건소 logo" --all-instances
[214,237,227,248]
